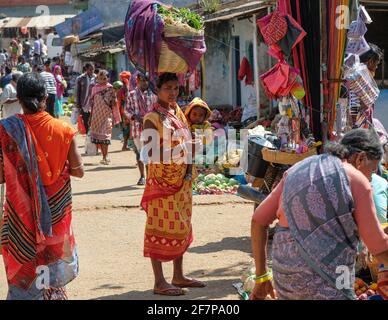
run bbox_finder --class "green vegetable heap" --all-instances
[157,5,204,30]
[193,173,240,195]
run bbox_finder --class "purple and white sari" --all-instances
[272,154,359,300]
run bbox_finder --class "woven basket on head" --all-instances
[158,22,204,74]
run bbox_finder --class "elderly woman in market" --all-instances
[250,128,388,300]
[141,72,205,296]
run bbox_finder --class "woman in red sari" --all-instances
[0,73,84,300]
[141,73,206,296]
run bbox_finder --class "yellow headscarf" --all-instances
[184,97,212,124]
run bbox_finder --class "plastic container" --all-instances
[246,135,276,178]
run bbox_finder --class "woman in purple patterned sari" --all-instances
[250,129,388,300]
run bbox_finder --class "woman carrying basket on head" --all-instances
[141,73,206,296]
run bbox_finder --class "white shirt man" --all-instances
[0,72,23,118]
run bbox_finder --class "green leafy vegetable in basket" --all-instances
[157,5,204,30]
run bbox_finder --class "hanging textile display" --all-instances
[345,6,372,57]
[256,1,321,157]
[260,60,304,100]
[287,0,321,142]
[324,0,354,137]
[340,4,381,131]
[257,4,306,101]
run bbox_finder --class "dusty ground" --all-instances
[0,131,255,300]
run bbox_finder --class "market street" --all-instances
[0,133,254,300]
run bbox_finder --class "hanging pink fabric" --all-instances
[258,10,288,46]
[257,7,306,53]
[260,60,300,100]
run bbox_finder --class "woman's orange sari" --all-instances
[0,112,78,300]
[141,103,195,262]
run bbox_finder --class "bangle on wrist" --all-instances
[254,271,273,284]
[255,274,273,284]
[71,163,83,170]
[254,270,273,283]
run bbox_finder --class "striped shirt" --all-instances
[125,88,157,139]
[40,71,57,95]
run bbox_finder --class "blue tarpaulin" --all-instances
[55,6,104,39]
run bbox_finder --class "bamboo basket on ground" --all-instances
[261,147,317,166]
[158,22,204,73]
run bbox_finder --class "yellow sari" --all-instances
[141,103,194,262]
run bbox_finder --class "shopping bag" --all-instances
[84,135,97,156]
[77,115,86,135]
[71,107,79,125]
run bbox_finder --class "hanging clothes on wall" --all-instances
[238,57,254,86]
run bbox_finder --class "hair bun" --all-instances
[22,97,39,112]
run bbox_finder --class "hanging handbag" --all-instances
[258,10,288,46]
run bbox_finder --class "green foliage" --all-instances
[157,5,204,30]
[200,0,221,14]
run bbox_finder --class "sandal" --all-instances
[137,177,146,186]
[172,279,206,288]
[153,287,186,296]
[100,159,109,165]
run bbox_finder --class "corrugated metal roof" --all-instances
[0,14,74,29]
[0,17,23,28]
[0,5,79,18]
[26,14,74,28]
[79,43,125,58]
[204,0,274,22]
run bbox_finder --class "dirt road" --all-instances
[0,134,254,300]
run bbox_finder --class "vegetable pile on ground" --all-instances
[63,104,73,117]
[63,95,75,117]
[157,6,204,30]
[193,173,239,195]
[355,278,380,300]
